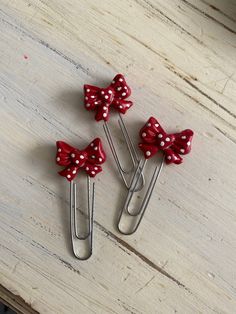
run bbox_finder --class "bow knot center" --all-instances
[156,134,175,150]
[99,87,114,104]
[70,150,87,167]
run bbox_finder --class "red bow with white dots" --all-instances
[84,74,133,121]
[139,117,194,164]
[56,138,106,181]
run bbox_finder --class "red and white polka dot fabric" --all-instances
[56,138,106,181]
[139,117,194,164]
[84,74,133,121]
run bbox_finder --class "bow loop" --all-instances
[84,74,133,121]
[110,74,132,99]
[56,141,75,166]
[84,138,106,164]
[139,117,194,164]
[56,139,106,181]
[172,129,194,155]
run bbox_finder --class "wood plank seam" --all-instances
[181,0,236,34]
[199,0,236,24]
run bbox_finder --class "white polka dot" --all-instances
[58,148,61,152]
[86,103,90,107]
[91,155,95,159]
[108,90,112,94]
[174,156,178,160]
[119,78,123,82]
[94,101,98,105]
[67,174,71,179]
[117,87,122,91]
[142,132,146,137]
[160,141,165,146]
[167,156,172,160]
[181,136,186,139]
[166,137,170,142]
[104,95,109,99]
[91,171,95,175]
[91,143,94,147]
[112,80,115,84]
[119,105,123,109]
[94,146,98,150]
[187,141,191,146]
[122,92,126,96]
[146,151,151,156]
[124,86,127,90]
[91,95,95,99]
[158,134,163,138]
[103,113,107,118]
[85,96,88,100]
[94,167,98,170]
[56,157,60,161]
[126,104,130,108]
[99,158,102,162]
[67,168,70,171]
[71,153,75,158]
[103,106,107,110]
[155,123,159,127]
[180,149,185,153]
[86,167,89,171]
[80,155,84,159]
[72,170,76,174]
[75,160,79,164]
[147,123,151,127]
[86,88,90,92]
[101,91,105,95]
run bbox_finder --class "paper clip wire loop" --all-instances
[117,155,164,235]
[70,176,95,260]
[103,114,144,191]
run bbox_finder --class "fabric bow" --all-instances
[139,117,194,164]
[84,74,133,121]
[56,138,106,181]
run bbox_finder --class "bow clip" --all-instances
[56,138,106,181]
[139,117,194,164]
[84,74,133,121]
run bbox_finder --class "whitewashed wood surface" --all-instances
[0,0,236,313]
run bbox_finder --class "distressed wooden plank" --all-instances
[0,0,236,313]
[2,0,236,127]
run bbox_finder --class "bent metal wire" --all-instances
[83,74,144,191]
[117,116,194,235]
[56,138,106,260]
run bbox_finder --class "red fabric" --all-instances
[139,117,194,164]
[56,138,106,181]
[84,74,133,121]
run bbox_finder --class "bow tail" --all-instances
[95,104,110,121]
[58,166,80,181]
[83,162,102,177]
[138,143,159,159]
[112,99,133,114]
[164,149,182,164]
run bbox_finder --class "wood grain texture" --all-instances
[0,0,235,313]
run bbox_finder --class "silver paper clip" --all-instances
[56,138,106,259]
[70,177,95,260]
[84,74,144,191]
[117,116,194,235]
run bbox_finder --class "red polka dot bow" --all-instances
[139,117,194,164]
[56,138,106,181]
[84,74,133,121]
